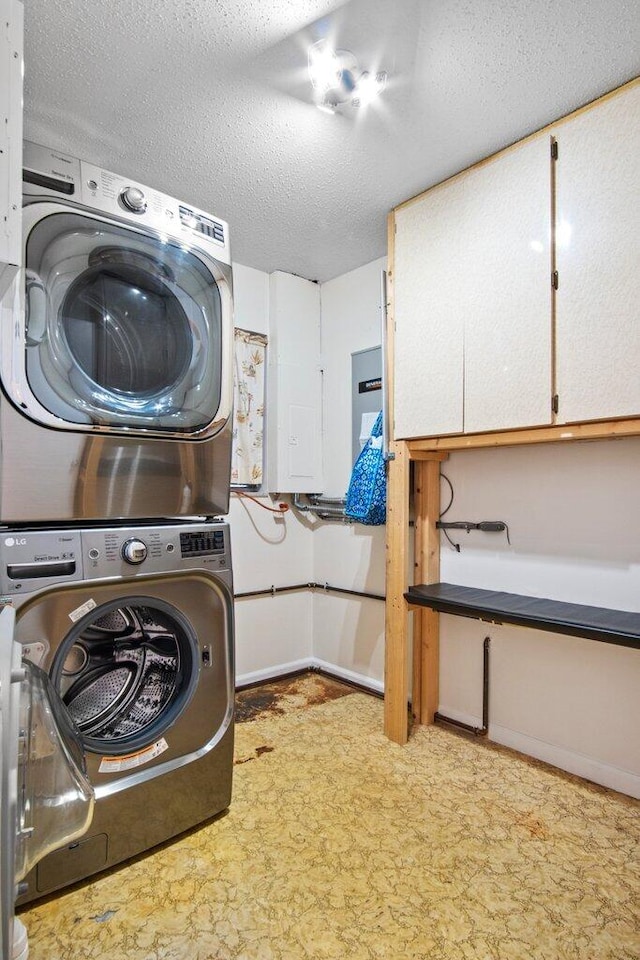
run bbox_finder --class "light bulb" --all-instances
[308,40,341,93]
[352,71,387,108]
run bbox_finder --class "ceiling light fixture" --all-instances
[308,39,387,114]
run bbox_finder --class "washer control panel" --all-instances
[0,522,231,595]
[121,538,148,564]
[0,529,83,595]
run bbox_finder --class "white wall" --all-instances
[438,439,640,796]
[231,258,388,691]
[230,262,313,685]
[230,491,313,685]
[233,255,640,797]
[315,255,640,796]
[312,258,387,690]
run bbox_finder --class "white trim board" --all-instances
[489,723,640,800]
[235,668,638,798]
[235,658,383,695]
[436,705,640,800]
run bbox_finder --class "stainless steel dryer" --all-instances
[0,142,234,523]
[0,519,234,904]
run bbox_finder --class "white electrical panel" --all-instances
[267,271,323,493]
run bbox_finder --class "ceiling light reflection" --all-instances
[556,219,572,249]
[308,40,387,114]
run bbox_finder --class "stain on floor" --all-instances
[21,692,640,960]
[235,671,357,723]
[234,744,276,765]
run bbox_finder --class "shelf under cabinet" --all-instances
[405,582,640,650]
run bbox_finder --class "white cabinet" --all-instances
[394,136,552,439]
[0,0,23,284]
[394,176,465,437]
[393,80,639,441]
[267,271,323,493]
[554,83,640,424]
[461,139,552,433]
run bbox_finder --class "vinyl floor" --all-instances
[19,673,640,959]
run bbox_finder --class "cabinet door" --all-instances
[462,137,553,433]
[555,83,640,423]
[393,178,466,439]
[393,136,552,440]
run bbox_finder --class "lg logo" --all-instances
[4,537,26,547]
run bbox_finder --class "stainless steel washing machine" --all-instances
[0,142,234,524]
[0,519,234,904]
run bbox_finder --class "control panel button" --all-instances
[88,548,100,560]
[121,538,148,564]
[120,186,147,214]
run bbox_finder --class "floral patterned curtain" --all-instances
[231,328,268,487]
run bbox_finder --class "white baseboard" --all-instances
[235,676,640,798]
[312,659,384,695]
[435,705,640,798]
[236,657,383,695]
[435,705,482,728]
[488,723,640,800]
[236,658,314,689]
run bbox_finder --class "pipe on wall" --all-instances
[235,581,385,602]
[293,493,352,522]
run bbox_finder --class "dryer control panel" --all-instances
[0,522,231,596]
[22,141,231,266]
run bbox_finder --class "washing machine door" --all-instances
[4,203,232,438]
[0,606,94,951]
[49,596,202,758]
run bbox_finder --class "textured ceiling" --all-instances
[23,0,640,282]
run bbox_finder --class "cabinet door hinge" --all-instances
[552,270,559,290]
[552,394,559,414]
[551,140,559,160]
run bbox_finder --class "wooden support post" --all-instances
[384,439,411,744]
[414,458,443,725]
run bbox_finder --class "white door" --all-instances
[0,605,94,954]
[393,135,552,439]
[394,176,466,439]
[461,136,552,433]
[555,83,640,423]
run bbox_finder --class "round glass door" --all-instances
[23,210,227,434]
[49,597,200,755]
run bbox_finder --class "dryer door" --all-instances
[4,203,232,438]
[0,606,94,950]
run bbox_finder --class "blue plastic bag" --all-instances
[345,412,387,525]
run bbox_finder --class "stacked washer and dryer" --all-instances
[0,142,236,910]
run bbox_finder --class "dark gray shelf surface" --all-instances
[405,582,640,650]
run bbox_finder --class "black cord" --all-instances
[439,472,460,551]
[438,473,511,549]
[440,472,455,518]
[442,527,461,552]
